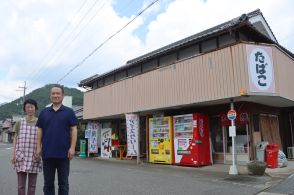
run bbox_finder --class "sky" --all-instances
[0,0,294,104]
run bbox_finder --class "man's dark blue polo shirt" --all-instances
[36,105,78,159]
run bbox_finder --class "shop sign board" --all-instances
[126,113,139,156]
[246,45,275,93]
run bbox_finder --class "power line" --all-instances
[57,0,160,83]
[26,0,91,88]
[42,0,107,71]
[44,0,102,66]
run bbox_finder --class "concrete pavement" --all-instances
[91,156,294,195]
[2,142,294,195]
[94,156,294,178]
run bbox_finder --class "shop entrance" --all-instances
[259,114,282,148]
[223,124,250,164]
[210,112,250,164]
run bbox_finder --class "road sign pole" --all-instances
[229,99,238,175]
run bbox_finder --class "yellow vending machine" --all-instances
[149,116,173,164]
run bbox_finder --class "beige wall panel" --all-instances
[231,44,250,95]
[220,49,229,97]
[231,46,241,94]
[83,44,258,119]
[274,49,294,101]
[83,91,93,119]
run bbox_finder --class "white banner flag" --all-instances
[89,129,98,153]
[101,128,112,158]
[126,113,139,156]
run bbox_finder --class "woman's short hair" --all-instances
[23,99,38,111]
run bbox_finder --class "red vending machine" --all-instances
[173,114,211,166]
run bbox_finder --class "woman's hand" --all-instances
[11,152,16,164]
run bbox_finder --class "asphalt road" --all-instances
[0,143,285,195]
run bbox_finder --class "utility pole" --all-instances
[17,81,27,116]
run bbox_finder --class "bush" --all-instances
[247,161,266,176]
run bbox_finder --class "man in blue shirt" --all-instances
[36,84,77,195]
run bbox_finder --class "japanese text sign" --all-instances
[246,45,275,93]
[125,113,139,156]
[89,129,98,153]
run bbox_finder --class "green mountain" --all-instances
[0,84,83,120]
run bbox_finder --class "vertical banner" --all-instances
[101,128,112,158]
[89,129,98,153]
[86,121,101,154]
[246,44,275,93]
[126,113,139,156]
[84,130,90,139]
[93,122,102,150]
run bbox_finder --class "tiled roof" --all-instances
[79,9,292,87]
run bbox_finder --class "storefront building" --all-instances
[79,9,294,165]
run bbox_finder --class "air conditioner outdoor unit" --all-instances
[287,147,294,159]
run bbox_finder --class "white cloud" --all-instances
[144,0,294,52]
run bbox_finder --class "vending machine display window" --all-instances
[149,117,173,164]
[173,114,211,166]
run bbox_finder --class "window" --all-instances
[159,53,177,66]
[104,75,114,85]
[219,34,235,47]
[179,44,200,60]
[142,59,157,72]
[98,79,104,87]
[115,70,127,81]
[202,38,217,53]
[92,81,98,89]
[128,65,141,77]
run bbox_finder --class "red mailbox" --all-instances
[265,144,279,168]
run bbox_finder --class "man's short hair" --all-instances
[51,84,64,94]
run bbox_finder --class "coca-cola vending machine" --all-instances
[173,114,211,166]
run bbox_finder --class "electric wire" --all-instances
[50,0,135,70]
[45,0,102,67]
[27,0,101,89]
[26,0,90,88]
[42,0,107,71]
[57,0,160,83]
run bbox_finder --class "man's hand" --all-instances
[68,147,75,160]
[36,127,42,161]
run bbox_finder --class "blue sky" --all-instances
[0,0,294,104]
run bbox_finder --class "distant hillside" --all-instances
[0,84,83,120]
